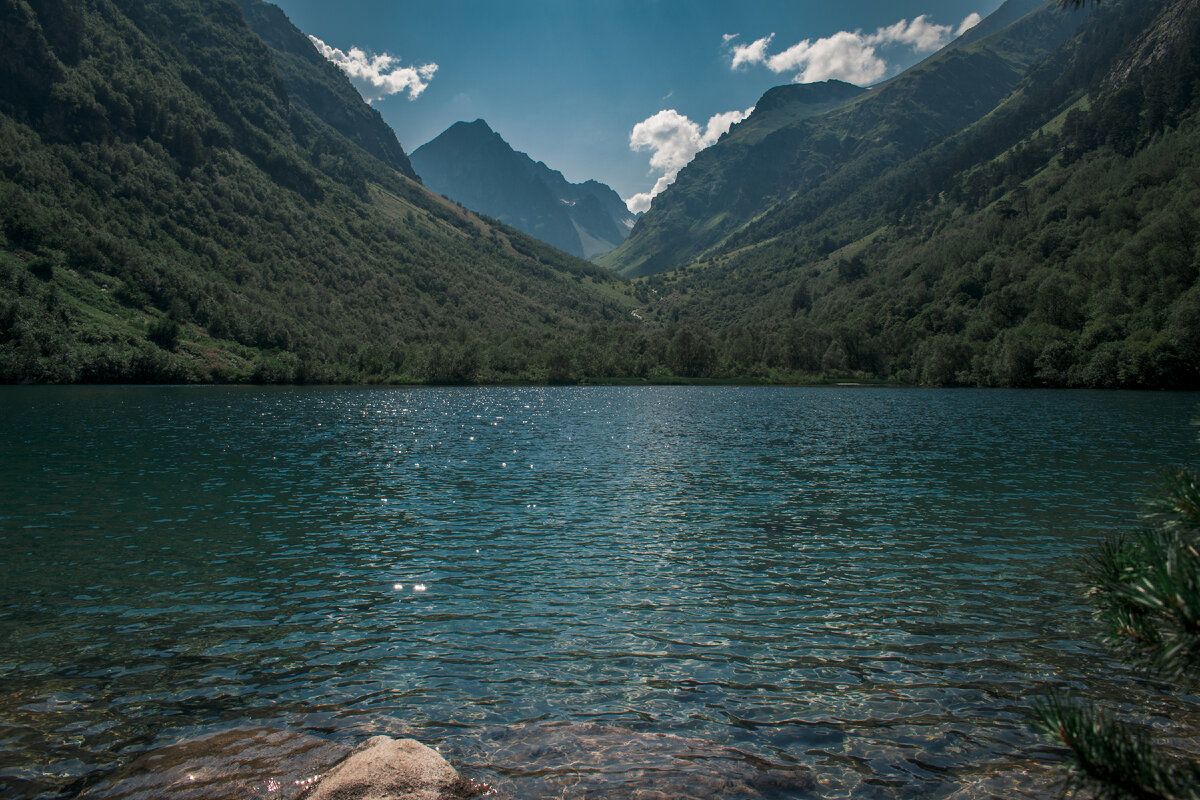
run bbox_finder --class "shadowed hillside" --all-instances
[601,0,1076,278]
[1,0,1198,388]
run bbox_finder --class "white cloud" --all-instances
[767,30,888,84]
[722,32,740,44]
[625,106,754,214]
[703,109,754,144]
[308,35,437,102]
[729,11,980,85]
[730,33,775,70]
[867,15,954,51]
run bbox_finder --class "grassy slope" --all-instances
[2,0,1197,388]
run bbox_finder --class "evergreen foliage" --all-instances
[0,0,640,384]
[1035,456,1200,799]
[1036,692,1196,800]
[601,0,1077,278]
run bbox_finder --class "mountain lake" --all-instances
[2,385,1198,799]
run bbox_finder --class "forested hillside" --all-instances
[600,0,1200,388]
[0,0,636,383]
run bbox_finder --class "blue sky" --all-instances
[270,0,1004,210]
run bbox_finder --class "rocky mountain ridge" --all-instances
[411,119,637,260]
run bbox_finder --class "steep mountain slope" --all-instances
[602,0,1081,277]
[598,80,866,277]
[0,0,635,383]
[623,0,1200,388]
[411,120,637,259]
[234,0,419,183]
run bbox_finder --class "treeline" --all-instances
[636,111,1200,389]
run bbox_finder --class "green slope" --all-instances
[3,0,1197,389]
[602,0,1081,278]
[0,0,636,383]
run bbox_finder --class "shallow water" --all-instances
[1,386,1197,799]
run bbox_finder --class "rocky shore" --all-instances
[77,722,819,800]
[76,721,1058,799]
[78,728,476,800]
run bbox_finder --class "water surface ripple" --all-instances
[1,386,1198,799]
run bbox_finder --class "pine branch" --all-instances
[1143,468,1200,537]
[1035,459,1200,799]
[1034,693,1199,800]
[1084,485,1200,684]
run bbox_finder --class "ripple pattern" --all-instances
[1,386,1198,799]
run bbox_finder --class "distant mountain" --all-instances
[0,0,635,383]
[410,120,637,260]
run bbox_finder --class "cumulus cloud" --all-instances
[309,35,437,102]
[722,32,740,44]
[957,13,983,35]
[730,33,775,70]
[728,12,980,85]
[625,106,754,214]
[868,15,956,51]
[767,30,889,84]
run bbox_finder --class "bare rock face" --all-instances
[301,736,473,800]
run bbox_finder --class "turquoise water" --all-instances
[1,386,1197,799]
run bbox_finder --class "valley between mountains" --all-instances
[2,0,1198,387]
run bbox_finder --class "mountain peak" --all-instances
[445,118,496,138]
[410,121,637,259]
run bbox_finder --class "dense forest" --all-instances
[1,0,1198,387]
[599,0,1076,279]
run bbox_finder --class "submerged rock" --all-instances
[80,727,353,800]
[79,721,810,800]
[300,736,473,800]
[78,729,474,800]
